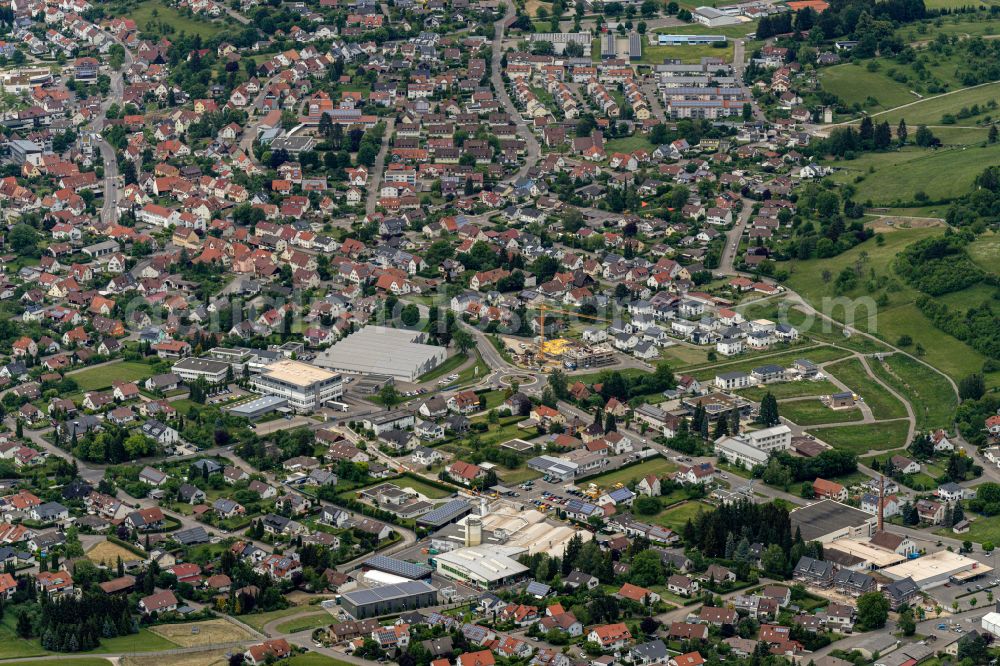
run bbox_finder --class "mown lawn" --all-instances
[418,353,467,382]
[390,476,452,499]
[70,361,156,392]
[274,612,334,634]
[819,63,918,112]
[131,0,224,39]
[582,457,679,489]
[648,500,712,531]
[810,421,910,455]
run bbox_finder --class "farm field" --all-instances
[86,540,144,567]
[783,225,997,386]
[810,420,910,455]
[131,0,224,39]
[390,476,452,499]
[70,361,156,392]
[2,661,110,666]
[824,358,908,420]
[582,457,679,489]
[779,399,863,426]
[869,354,958,431]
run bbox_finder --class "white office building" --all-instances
[250,359,343,412]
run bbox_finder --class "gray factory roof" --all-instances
[790,499,874,542]
[315,325,446,380]
[342,580,437,606]
[364,554,434,580]
[417,499,474,527]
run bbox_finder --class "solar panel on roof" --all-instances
[417,499,473,527]
[365,554,433,579]
[343,580,437,606]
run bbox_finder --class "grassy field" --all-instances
[865,81,1000,127]
[648,500,711,531]
[810,421,910,455]
[869,354,958,431]
[418,353,468,382]
[86,540,143,567]
[605,135,654,154]
[661,344,711,368]
[123,650,228,666]
[967,231,1000,273]
[783,225,996,386]
[826,142,1000,205]
[824,358,908,420]
[390,476,452,499]
[239,606,316,632]
[582,457,679,490]
[3,657,110,666]
[280,655,358,666]
[131,0,223,39]
[639,42,732,64]
[274,612,334,634]
[149,620,254,648]
[779,399,864,426]
[70,361,155,392]
[819,63,919,112]
[940,513,1000,544]
[737,379,839,401]
[499,467,542,484]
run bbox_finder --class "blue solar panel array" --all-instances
[364,554,434,579]
[416,498,473,527]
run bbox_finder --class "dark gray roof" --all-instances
[341,580,437,606]
[790,499,873,542]
[364,554,434,580]
[416,499,473,527]
[174,526,210,545]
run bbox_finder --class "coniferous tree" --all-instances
[757,393,780,427]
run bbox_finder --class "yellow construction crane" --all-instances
[536,304,611,356]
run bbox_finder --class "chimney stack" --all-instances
[877,474,885,532]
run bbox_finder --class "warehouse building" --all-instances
[692,6,742,26]
[316,326,447,381]
[433,544,529,589]
[790,500,877,543]
[601,32,616,59]
[881,550,993,590]
[657,34,728,45]
[226,395,289,420]
[530,32,593,54]
[340,580,438,619]
[362,555,434,580]
[172,357,230,383]
[417,499,474,529]
[250,359,343,412]
[628,32,642,59]
[527,455,579,481]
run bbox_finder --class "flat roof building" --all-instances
[527,455,579,481]
[881,550,993,590]
[340,580,438,619]
[629,32,642,59]
[250,359,342,413]
[602,32,616,59]
[362,554,434,580]
[172,357,230,383]
[790,499,877,543]
[434,544,529,589]
[316,326,446,381]
[658,34,728,45]
[692,6,743,26]
[417,499,473,529]
[226,395,289,420]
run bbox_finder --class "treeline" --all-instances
[948,165,1000,230]
[894,234,986,296]
[38,593,136,652]
[956,394,1000,446]
[767,449,858,483]
[682,499,793,559]
[919,298,1000,367]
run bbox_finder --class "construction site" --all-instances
[495,305,620,373]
